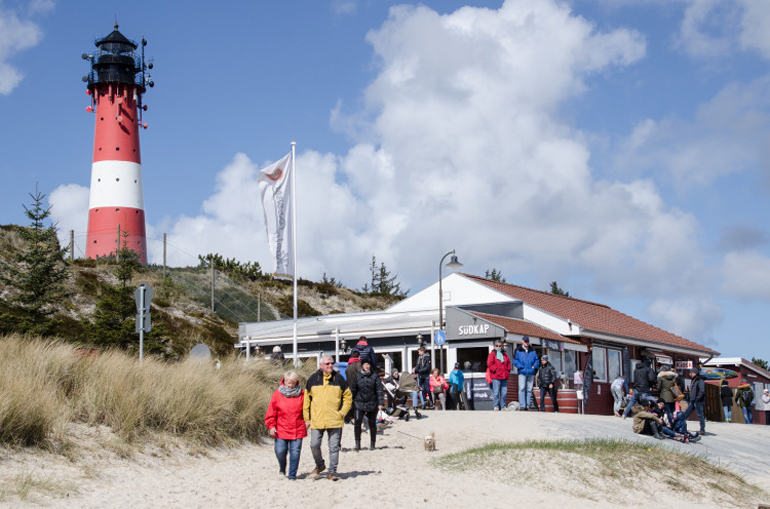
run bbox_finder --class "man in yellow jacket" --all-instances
[303,355,352,481]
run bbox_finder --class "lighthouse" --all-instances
[82,24,153,264]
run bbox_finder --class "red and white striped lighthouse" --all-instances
[83,24,153,264]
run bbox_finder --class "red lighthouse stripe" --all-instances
[92,83,142,164]
[85,207,147,264]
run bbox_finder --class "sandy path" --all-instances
[2,411,769,509]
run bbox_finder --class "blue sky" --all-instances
[1,0,769,362]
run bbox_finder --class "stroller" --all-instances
[384,372,422,421]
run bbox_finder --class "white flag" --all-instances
[258,152,294,279]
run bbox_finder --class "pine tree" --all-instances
[485,268,506,282]
[361,255,408,297]
[0,188,69,334]
[550,281,570,297]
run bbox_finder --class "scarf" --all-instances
[496,350,504,362]
[279,383,302,398]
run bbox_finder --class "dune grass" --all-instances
[0,334,315,448]
[433,438,766,506]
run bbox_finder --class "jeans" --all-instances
[518,374,534,409]
[540,385,559,412]
[310,428,342,474]
[663,402,676,424]
[418,376,432,407]
[723,405,732,422]
[491,378,508,410]
[274,438,303,479]
[682,401,705,432]
[742,406,753,424]
[611,385,624,414]
[622,391,650,418]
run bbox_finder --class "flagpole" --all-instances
[291,141,298,366]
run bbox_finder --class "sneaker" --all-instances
[327,473,340,481]
[310,464,326,479]
[493,407,500,411]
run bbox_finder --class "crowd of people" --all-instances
[264,336,766,481]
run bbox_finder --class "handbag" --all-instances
[670,384,685,402]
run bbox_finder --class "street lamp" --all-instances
[438,249,463,374]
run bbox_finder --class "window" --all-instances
[592,347,607,382]
[564,350,576,378]
[455,347,489,373]
[608,349,622,381]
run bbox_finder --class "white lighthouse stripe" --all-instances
[88,160,145,209]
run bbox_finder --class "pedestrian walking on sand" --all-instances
[537,355,559,412]
[303,356,352,481]
[264,371,308,480]
[349,360,384,451]
[681,367,706,434]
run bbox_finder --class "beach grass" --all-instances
[433,438,765,504]
[0,334,315,449]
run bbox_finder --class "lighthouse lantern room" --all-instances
[82,24,153,264]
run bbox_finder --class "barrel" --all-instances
[532,388,578,414]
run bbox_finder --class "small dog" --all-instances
[506,401,520,411]
[423,431,436,452]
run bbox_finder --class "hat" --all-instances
[454,362,460,369]
[272,346,281,353]
[740,379,747,384]
[541,355,548,362]
[689,368,698,375]
[765,389,769,393]
[521,336,530,343]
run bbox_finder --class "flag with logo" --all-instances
[258,152,294,279]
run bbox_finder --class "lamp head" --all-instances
[445,254,463,270]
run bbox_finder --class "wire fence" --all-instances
[62,229,281,325]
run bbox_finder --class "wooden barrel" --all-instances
[532,388,578,414]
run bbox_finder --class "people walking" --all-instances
[513,336,538,411]
[622,357,656,419]
[487,340,512,411]
[681,367,706,434]
[537,355,559,412]
[720,380,733,423]
[349,360,384,451]
[735,379,755,425]
[303,356,352,481]
[264,371,308,480]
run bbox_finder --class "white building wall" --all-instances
[388,273,515,312]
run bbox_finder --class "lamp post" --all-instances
[438,249,463,374]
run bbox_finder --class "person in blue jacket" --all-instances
[448,362,465,410]
[513,336,539,411]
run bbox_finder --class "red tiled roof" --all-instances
[464,274,718,355]
[471,312,580,345]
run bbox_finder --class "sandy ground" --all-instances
[2,410,770,509]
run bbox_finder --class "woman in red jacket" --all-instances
[487,340,512,411]
[264,371,308,480]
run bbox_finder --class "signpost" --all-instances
[435,330,446,374]
[134,283,153,364]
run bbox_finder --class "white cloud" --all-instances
[721,251,770,299]
[647,297,723,345]
[0,3,44,95]
[739,0,770,59]
[49,183,89,257]
[613,75,770,187]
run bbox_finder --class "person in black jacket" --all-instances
[351,336,377,368]
[720,380,733,423]
[681,367,706,434]
[349,360,384,451]
[537,355,559,412]
[622,357,656,419]
[414,346,432,408]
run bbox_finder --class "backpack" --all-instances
[741,388,754,406]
